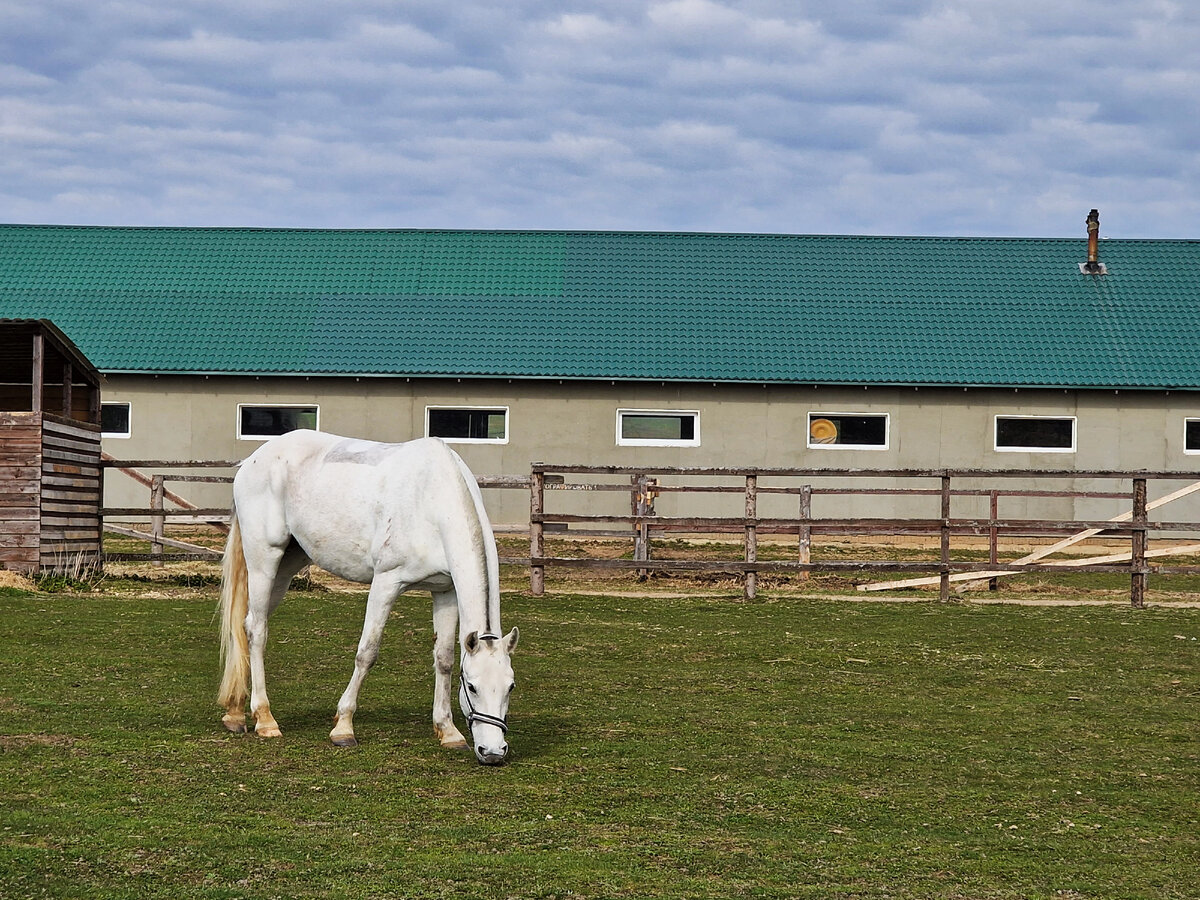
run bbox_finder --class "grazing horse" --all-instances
[216,430,518,765]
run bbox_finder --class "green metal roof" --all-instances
[1,224,1197,389]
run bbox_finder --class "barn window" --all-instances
[426,407,508,443]
[617,410,700,447]
[994,415,1075,452]
[1186,418,1200,454]
[101,402,131,438]
[807,413,888,450]
[238,404,319,440]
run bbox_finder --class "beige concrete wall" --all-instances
[99,375,1200,528]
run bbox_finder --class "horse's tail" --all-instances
[217,505,250,714]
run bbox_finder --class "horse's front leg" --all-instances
[331,573,402,747]
[432,590,467,749]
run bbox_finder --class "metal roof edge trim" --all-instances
[96,369,1200,391]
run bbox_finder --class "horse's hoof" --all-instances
[331,734,359,748]
[435,723,467,749]
[222,717,248,734]
[255,726,283,739]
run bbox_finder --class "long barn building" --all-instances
[1,218,1198,525]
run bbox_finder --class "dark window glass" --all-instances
[101,402,130,435]
[240,406,318,437]
[428,409,506,440]
[621,414,696,442]
[809,414,887,446]
[995,417,1074,450]
[1187,419,1200,452]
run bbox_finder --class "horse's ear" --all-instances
[464,631,480,654]
[504,626,519,653]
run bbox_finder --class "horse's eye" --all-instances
[467,683,478,694]
[508,683,516,694]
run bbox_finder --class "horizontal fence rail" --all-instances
[528,464,1200,607]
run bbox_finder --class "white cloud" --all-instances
[1,0,1199,235]
[545,14,623,42]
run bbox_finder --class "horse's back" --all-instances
[233,432,478,582]
[237,432,458,497]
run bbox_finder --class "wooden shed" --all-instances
[0,319,103,573]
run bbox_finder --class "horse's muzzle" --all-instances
[476,743,509,765]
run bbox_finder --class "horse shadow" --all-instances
[257,702,573,762]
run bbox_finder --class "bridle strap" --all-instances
[462,682,508,734]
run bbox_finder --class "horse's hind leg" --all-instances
[331,573,404,748]
[246,542,310,738]
[432,590,467,749]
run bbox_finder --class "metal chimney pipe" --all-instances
[1086,209,1100,265]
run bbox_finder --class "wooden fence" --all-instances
[99,458,237,562]
[97,458,1200,607]
[528,464,1200,607]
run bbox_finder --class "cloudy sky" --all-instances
[3,0,1198,237]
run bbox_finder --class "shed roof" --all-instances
[0,224,1197,389]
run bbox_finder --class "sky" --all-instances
[3,0,1199,238]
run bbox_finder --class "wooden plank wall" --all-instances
[0,412,43,571]
[39,413,102,570]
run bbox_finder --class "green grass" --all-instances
[1,581,1198,899]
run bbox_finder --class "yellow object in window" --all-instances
[810,418,838,443]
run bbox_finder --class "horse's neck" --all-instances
[445,543,499,635]
[440,475,501,636]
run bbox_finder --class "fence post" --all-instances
[633,474,652,581]
[798,483,812,581]
[530,469,545,597]
[988,490,999,591]
[1131,476,1147,609]
[940,474,951,602]
[745,473,758,600]
[150,474,165,567]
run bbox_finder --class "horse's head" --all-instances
[459,627,519,765]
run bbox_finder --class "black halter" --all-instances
[462,633,508,735]
[462,685,508,734]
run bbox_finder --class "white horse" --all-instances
[216,430,518,765]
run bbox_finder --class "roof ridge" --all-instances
[1,222,1197,243]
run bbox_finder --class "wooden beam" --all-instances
[103,523,222,556]
[881,543,1200,585]
[1049,543,1200,567]
[89,382,101,425]
[62,361,73,419]
[31,332,44,413]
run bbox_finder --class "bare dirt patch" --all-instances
[0,733,79,751]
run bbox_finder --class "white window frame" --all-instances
[616,409,701,448]
[424,405,510,444]
[806,412,890,451]
[101,401,132,439]
[237,403,321,441]
[1185,418,1200,455]
[993,414,1077,453]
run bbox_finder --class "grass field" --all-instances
[1,570,1198,899]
